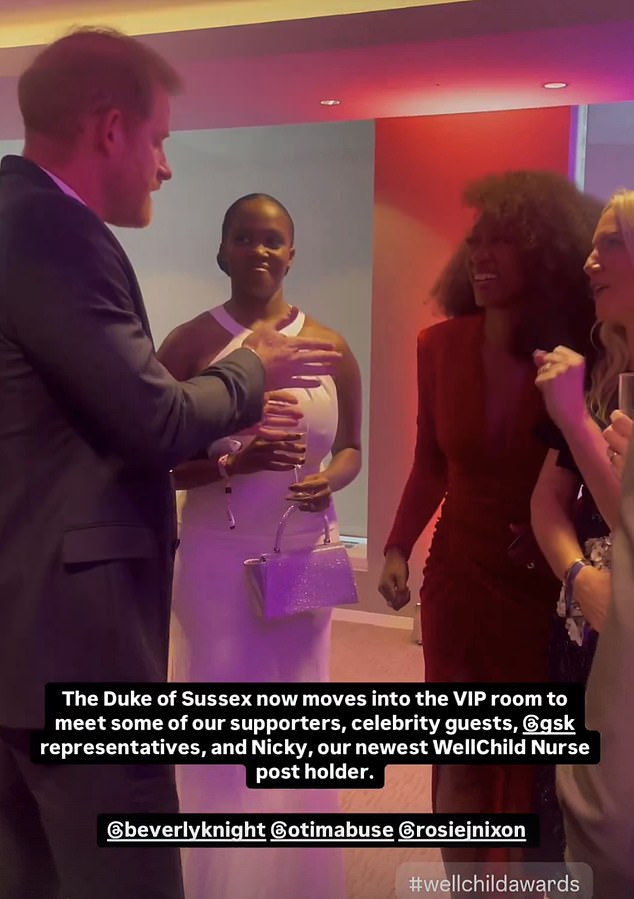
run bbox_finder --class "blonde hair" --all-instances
[588,189,634,423]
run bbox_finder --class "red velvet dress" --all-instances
[386,315,557,856]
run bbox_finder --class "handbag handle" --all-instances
[273,504,331,553]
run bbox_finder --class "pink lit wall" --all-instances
[367,106,574,615]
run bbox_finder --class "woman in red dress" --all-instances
[379,171,602,871]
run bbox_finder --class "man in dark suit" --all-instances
[0,28,339,898]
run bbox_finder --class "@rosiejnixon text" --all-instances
[31,683,599,788]
[98,813,538,848]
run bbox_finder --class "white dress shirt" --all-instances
[39,165,86,205]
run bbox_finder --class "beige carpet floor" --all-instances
[330,619,441,899]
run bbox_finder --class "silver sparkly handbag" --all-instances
[244,504,359,620]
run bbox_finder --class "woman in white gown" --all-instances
[158,193,362,899]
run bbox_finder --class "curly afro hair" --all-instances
[432,170,603,359]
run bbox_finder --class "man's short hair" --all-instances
[18,27,182,141]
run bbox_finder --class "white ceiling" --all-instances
[0,0,633,137]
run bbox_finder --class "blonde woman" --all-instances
[530,188,634,858]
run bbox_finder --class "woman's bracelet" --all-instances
[217,453,237,529]
[563,558,589,617]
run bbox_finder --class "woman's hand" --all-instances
[572,565,611,633]
[603,410,634,479]
[236,391,305,438]
[229,426,306,476]
[287,473,332,513]
[533,346,588,430]
[261,391,304,428]
[224,391,306,476]
[378,548,411,611]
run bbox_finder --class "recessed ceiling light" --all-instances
[542,81,568,89]
[320,99,341,106]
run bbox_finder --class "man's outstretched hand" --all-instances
[243,323,341,391]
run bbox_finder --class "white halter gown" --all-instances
[169,304,346,899]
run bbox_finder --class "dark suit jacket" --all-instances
[0,155,264,726]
